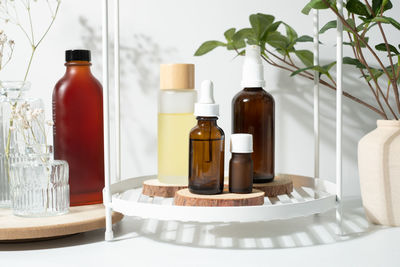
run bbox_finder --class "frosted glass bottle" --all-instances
[158,64,197,185]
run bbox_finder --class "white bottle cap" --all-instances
[230,134,253,153]
[241,45,265,88]
[194,80,219,117]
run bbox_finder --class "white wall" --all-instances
[1,0,399,196]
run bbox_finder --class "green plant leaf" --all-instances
[284,23,298,44]
[343,56,366,68]
[250,14,274,40]
[259,21,282,41]
[323,61,337,72]
[290,64,332,78]
[232,28,256,43]
[295,35,313,42]
[224,28,236,42]
[290,66,315,76]
[319,20,337,34]
[294,50,314,67]
[375,43,400,55]
[227,39,246,50]
[266,31,289,50]
[372,16,400,30]
[372,0,392,16]
[346,0,370,17]
[319,18,357,34]
[302,0,333,15]
[194,41,226,56]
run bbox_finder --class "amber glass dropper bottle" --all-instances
[189,80,225,194]
[232,45,275,183]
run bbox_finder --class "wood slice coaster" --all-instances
[142,179,187,197]
[253,175,293,197]
[174,188,264,207]
[0,204,123,241]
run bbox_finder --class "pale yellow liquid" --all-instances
[158,113,196,185]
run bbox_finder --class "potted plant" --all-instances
[194,0,399,226]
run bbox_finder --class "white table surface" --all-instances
[0,198,398,267]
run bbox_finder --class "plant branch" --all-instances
[323,0,400,109]
[265,48,314,78]
[27,2,35,44]
[260,51,385,116]
[35,0,60,48]
[347,25,388,118]
[350,18,397,119]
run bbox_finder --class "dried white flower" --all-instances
[45,120,54,126]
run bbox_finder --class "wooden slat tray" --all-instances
[0,204,123,241]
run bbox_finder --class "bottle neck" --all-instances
[243,87,264,92]
[232,152,252,157]
[65,61,92,75]
[196,117,218,127]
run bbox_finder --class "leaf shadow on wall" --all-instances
[79,17,177,175]
[270,63,380,183]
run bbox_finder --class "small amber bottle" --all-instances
[229,134,253,193]
[189,80,225,194]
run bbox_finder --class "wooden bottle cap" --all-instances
[160,64,195,90]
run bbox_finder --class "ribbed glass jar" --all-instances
[0,81,45,208]
[10,145,69,217]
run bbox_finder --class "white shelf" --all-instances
[106,174,336,223]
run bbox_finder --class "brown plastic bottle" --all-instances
[232,45,275,183]
[53,50,104,206]
[229,134,253,193]
[189,80,225,194]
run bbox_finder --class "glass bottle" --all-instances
[0,81,44,208]
[52,50,104,206]
[232,45,275,183]
[189,80,224,194]
[158,64,197,185]
[10,145,69,217]
[229,134,253,193]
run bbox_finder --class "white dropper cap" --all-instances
[230,134,253,153]
[194,80,219,117]
[241,45,265,88]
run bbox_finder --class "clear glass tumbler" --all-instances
[10,145,69,217]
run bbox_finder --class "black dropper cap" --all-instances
[65,50,91,62]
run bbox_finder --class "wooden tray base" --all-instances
[174,188,264,207]
[0,204,123,241]
[142,179,187,197]
[253,175,293,197]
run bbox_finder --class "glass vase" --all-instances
[0,81,45,208]
[10,145,69,217]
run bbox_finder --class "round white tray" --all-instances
[107,173,336,223]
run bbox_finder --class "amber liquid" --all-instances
[232,87,275,183]
[189,117,225,194]
[53,61,105,206]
